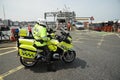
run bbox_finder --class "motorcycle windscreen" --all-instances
[19,45,37,58]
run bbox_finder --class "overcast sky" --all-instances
[0,0,120,22]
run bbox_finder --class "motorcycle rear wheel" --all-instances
[20,57,37,67]
[62,50,76,63]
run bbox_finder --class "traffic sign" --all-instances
[90,16,94,20]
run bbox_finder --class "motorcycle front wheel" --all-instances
[20,57,37,67]
[62,50,76,63]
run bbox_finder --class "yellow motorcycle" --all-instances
[18,27,76,67]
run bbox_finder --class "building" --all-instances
[44,11,76,29]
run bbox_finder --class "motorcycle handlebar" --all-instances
[47,28,56,34]
[60,27,69,35]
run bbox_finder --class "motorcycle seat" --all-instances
[33,44,44,49]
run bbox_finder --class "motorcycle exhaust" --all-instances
[53,53,60,59]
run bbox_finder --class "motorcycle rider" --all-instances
[33,19,52,67]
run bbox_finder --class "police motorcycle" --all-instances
[17,27,76,67]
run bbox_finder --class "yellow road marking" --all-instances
[0,50,17,56]
[0,47,16,50]
[0,77,3,80]
[0,65,24,79]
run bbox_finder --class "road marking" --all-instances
[116,34,120,39]
[97,36,104,48]
[0,65,24,80]
[0,50,17,56]
[73,41,83,43]
[102,33,114,36]
[0,47,16,50]
[97,33,116,48]
[0,77,3,80]
[75,33,82,35]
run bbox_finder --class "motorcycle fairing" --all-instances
[47,39,59,52]
[58,42,73,52]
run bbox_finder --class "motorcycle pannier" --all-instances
[19,45,37,58]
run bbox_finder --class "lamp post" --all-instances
[3,5,6,20]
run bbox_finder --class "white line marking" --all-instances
[97,33,115,48]
[103,33,114,36]
[0,65,24,79]
[116,34,120,39]
[73,41,83,43]
[97,36,104,48]
[0,50,17,56]
[0,47,16,50]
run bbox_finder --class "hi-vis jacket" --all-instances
[33,23,49,47]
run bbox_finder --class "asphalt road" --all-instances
[0,30,120,80]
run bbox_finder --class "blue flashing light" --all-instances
[15,29,19,33]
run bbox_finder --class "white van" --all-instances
[75,22,84,30]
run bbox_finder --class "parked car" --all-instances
[75,22,84,30]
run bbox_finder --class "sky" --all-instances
[0,0,120,22]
